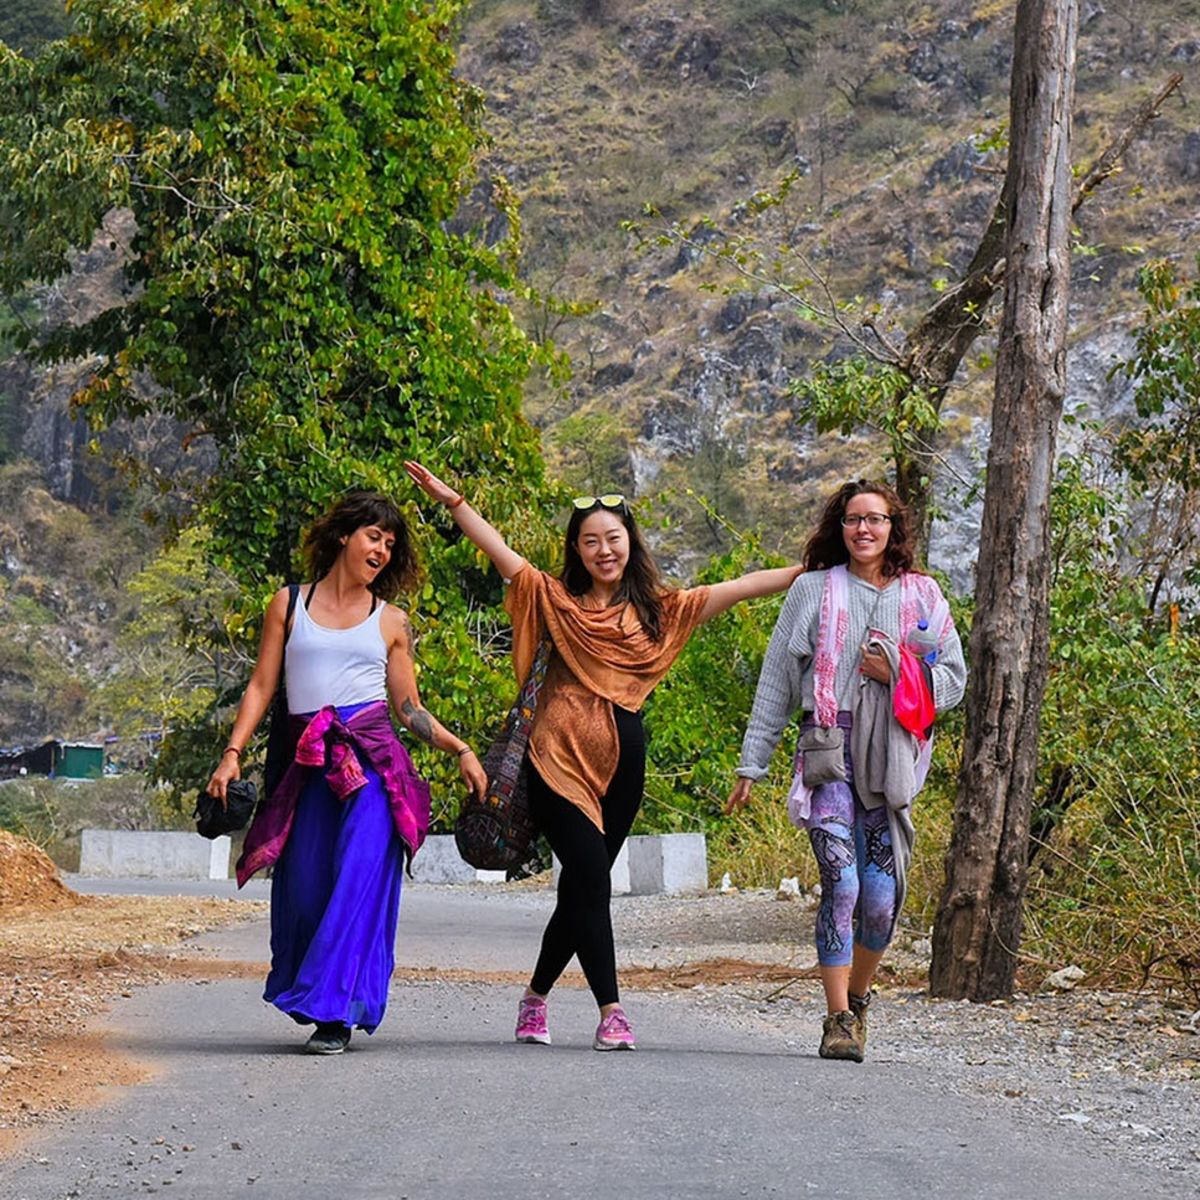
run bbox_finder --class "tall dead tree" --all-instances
[929,0,1079,1000]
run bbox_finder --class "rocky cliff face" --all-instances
[456,0,1197,575]
[4,0,1195,585]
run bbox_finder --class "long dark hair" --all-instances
[302,491,419,601]
[802,479,916,578]
[562,502,666,641]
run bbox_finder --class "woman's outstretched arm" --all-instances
[205,587,289,801]
[404,461,527,580]
[697,563,805,624]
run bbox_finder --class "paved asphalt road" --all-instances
[0,882,1185,1200]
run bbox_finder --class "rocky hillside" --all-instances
[1,0,1197,741]
[455,0,1200,570]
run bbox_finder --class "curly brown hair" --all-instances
[302,491,419,601]
[562,501,667,641]
[802,479,916,579]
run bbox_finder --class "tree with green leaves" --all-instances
[0,0,554,583]
[0,0,565,797]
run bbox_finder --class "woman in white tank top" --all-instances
[205,491,486,1055]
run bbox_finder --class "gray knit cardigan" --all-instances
[736,570,967,780]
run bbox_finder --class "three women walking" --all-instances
[206,491,486,1054]
[406,461,803,1051]
[727,479,965,1062]
[209,474,963,1064]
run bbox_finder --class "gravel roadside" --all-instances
[607,887,1200,1181]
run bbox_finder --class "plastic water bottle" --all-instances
[906,619,939,665]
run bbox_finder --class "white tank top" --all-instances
[284,590,389,714]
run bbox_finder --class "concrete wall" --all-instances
[80,830,230,880]
[627,833,707,895]
[410,834,507,884]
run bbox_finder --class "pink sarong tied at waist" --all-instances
[236,701,431,887]
[294,706,369,800]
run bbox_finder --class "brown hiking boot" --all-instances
[849,989,873,1049]
[819,1010,863,1062]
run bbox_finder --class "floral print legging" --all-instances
[804,749,898,967]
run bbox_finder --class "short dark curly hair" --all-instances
[802,479,916,579]
[302,491,419,600]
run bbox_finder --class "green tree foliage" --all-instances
[0,0,69,56]
[0,0,553,580]
[1028,457,1200,994]
[1109,256,1200,604]
[0,0,567,798]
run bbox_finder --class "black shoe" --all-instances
[304,1022,352,1055]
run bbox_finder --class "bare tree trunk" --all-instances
[895,73,1179,559]
[929,0,1079,1001]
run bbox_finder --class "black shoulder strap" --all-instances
[285,583,300,634]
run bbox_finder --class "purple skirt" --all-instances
[264,702,404,1033]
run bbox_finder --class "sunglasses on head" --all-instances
[572,494,627,512]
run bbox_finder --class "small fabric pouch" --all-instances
[194,778,257,839]
[798,724,846,788]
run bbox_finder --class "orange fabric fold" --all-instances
[504,564,710,832]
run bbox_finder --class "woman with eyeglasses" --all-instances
[405,460,802,1051]
[726,479,965,1062]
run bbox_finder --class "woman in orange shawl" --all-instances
[406,461,801,1051]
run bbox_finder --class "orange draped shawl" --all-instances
[504,564,711,832]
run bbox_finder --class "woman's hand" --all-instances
[724,777,754,814]
[206,753,241,807]
[404,461,461,507]
[458,749,488,801]
[859,643,893,684]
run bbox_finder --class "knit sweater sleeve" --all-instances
[735,575,817,780]
[931,608,967,712]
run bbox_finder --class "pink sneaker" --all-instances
[593,1005,637,1051]
[515,995,551,1045]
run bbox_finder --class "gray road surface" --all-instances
[0,883,1187,1200]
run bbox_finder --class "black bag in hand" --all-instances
[194,779,257,839]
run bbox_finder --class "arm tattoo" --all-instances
[401,699,436,745]
[400,613,416,660]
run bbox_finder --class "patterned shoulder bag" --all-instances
[454,639,551,870]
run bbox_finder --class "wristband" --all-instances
[456,746,473,757]
[446,493,466,510]
[222,746,243,759]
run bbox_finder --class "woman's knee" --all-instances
[556,853,613,906]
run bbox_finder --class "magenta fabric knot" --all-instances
[326,739,368,799]
[293,707,368,800]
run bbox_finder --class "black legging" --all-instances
[528,705,645,1007]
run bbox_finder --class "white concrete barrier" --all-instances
[627,833,708,895]
[552,841,631,895]
[410,834,507,884]
[80,829,231,880]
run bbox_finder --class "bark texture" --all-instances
[929,0,1079,1001]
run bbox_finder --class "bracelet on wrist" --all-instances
[446,493,466,510]
[456,746,473,757]
[222,746,242,759]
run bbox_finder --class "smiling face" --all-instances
[339,523,396,586]
[573,510,630,590]
[841,492,892,577]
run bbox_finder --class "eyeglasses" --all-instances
[572,494,627,512]
[841,513,892,528]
